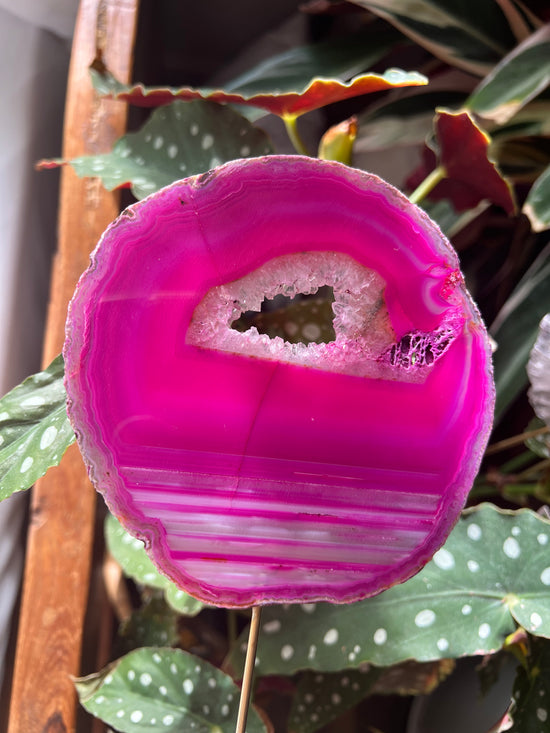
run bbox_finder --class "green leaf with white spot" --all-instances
[117,596,180,654]
[505,636,550,732]
[229,504,550,675]
[289,667,380,733]
[0,355,75,500]
[75,647,270,733]
[38,100,273,200]
[105,513,203,617]
[289,659,453,733]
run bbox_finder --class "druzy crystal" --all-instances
[64,156,494,607]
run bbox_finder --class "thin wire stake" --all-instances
[235,606,262,733]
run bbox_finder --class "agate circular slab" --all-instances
[64,156,495,607]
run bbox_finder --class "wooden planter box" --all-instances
[7,2,139,730]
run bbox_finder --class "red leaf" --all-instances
[435,109,516,214]
[92,66,427,118]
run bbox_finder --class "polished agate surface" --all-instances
[64,156,495,607]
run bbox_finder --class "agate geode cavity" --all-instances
[64,156,494,607]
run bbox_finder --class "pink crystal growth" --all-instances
[64,155,494,607]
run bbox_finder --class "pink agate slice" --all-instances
[64,155,495,607]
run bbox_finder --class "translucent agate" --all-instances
[64,156,495,607]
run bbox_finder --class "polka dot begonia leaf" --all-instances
[105,513,203,617]
[0,354,75,500]
[118,596,180,652]
[38,100,273,200]
[288,667,380,733]
[288,660,453,733]
[228,504,550,675]
[75,647,270,733]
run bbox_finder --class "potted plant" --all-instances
[3,2,550,731]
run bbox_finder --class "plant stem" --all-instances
[235,606,262,733]
[516,457,550,480]
[283,114,310,156]
[408,165,446,205]
[485,425,550,455]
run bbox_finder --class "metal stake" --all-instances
[235,606,262,733]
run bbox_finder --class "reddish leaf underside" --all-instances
[435,109,516,215]
[92,67,427,117]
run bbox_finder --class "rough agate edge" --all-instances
[64,155,495,607]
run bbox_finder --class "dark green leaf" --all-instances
[91,66,427,118]
[105,513,203,617]
[229,505,550,676]
[362,90,467,124]
[506,636,550,731]
[356,109,434,152]
[421,199,489,238]
[467,25,550,125]
[354,92,465,179]
[75,647,270,732]
[0,355,74,500]
[490,100,550,144]
[38,101,273,200]
[524,162,550,231]
[224,24,404,96]
[491,245,550,420]
[347,0,517,75]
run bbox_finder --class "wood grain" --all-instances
[8,2,139,731]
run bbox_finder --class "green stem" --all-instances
[283,114,310,156]
[408,165,446,205]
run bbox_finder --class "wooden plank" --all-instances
[7,2,139,731]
